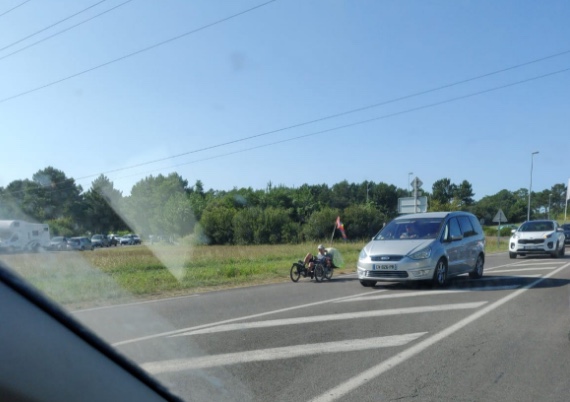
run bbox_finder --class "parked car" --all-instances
[67,237,93,251]
[107,234,119,246]
[357,211,485,287]
[562,224,570,245]
[91,234,109,248]
[48,236,69,251]
[509,220,566,258]
[119,234,141,245]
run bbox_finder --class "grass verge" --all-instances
[1,237,508,309]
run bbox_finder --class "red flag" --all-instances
[336,216,347,240]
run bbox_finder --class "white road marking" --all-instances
[309,261,570,402]
[336,286,519,302]
[112,290,387,346]
[72,294,200,313]
[478,274,541,280]
[491,267,557,273]
[142,332,427,374]
[509,260,564,266]
[111,261,562,347]
[171,302,487,336]
[485,260,555,271]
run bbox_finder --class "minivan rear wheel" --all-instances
[469,254,484,279]
[432,259,448,287]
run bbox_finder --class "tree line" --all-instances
[0,166,567,245]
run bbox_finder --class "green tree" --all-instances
[32,166,84,222]
[302,208,339,242]
[200,202,237,244]
[455,180,475,206]
[125,173,189,236]
[431,178,456,206]
[188,180,209,221]
[343,204,386,239]
[0,180,40,220]
[162,192,195,237]
[291,184,319,224]
[0,167,84,226]
[84,175,126,233]
[370,182,401,217]
[330,180,353,209]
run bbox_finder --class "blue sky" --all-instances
[1,0,568,200]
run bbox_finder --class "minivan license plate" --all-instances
[374,264,396,270]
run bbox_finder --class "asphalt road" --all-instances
[74,252,570,402]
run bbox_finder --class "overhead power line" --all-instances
[0,0,278,105]
[69,48,570,179]
[0,0,135,63]
[108,65,570,183]
[0,0,109,53]
[3,63,569,198]
[0,0,32,19]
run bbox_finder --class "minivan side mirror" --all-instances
[450,234,463,241]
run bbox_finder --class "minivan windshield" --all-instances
[375,218,444,240]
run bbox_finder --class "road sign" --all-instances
[493,209,507,223]
[398,196,428,214]
[411,177,423,189]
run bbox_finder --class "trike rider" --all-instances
[303,244,332,278]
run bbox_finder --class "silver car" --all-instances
[357,212,485,287]
[67,237,93,251]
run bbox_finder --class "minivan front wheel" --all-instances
[432,259,448,287]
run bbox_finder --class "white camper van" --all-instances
[0,220,51,253]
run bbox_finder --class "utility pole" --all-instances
[527,151,539,221]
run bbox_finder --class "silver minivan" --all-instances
[357,212,485,287]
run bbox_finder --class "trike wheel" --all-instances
[314,264,325,282]
[324,266,333,280]
[290,264,301,282]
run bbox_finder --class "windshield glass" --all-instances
[1,1,569,402]
[519,221,554,232]
[375,218,444,240]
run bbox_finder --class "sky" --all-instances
[1,0,569,201]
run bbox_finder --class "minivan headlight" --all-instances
[359,248,368,260]
[409,247,431,260]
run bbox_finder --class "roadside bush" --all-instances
[343,204,386,239]
[302,208,340,242]
[484,226,516,237]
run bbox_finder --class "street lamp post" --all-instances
[548,193,552,219]
[527,151,539,221]
[408,172,413,196]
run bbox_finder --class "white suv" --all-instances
[509,220,566,258]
